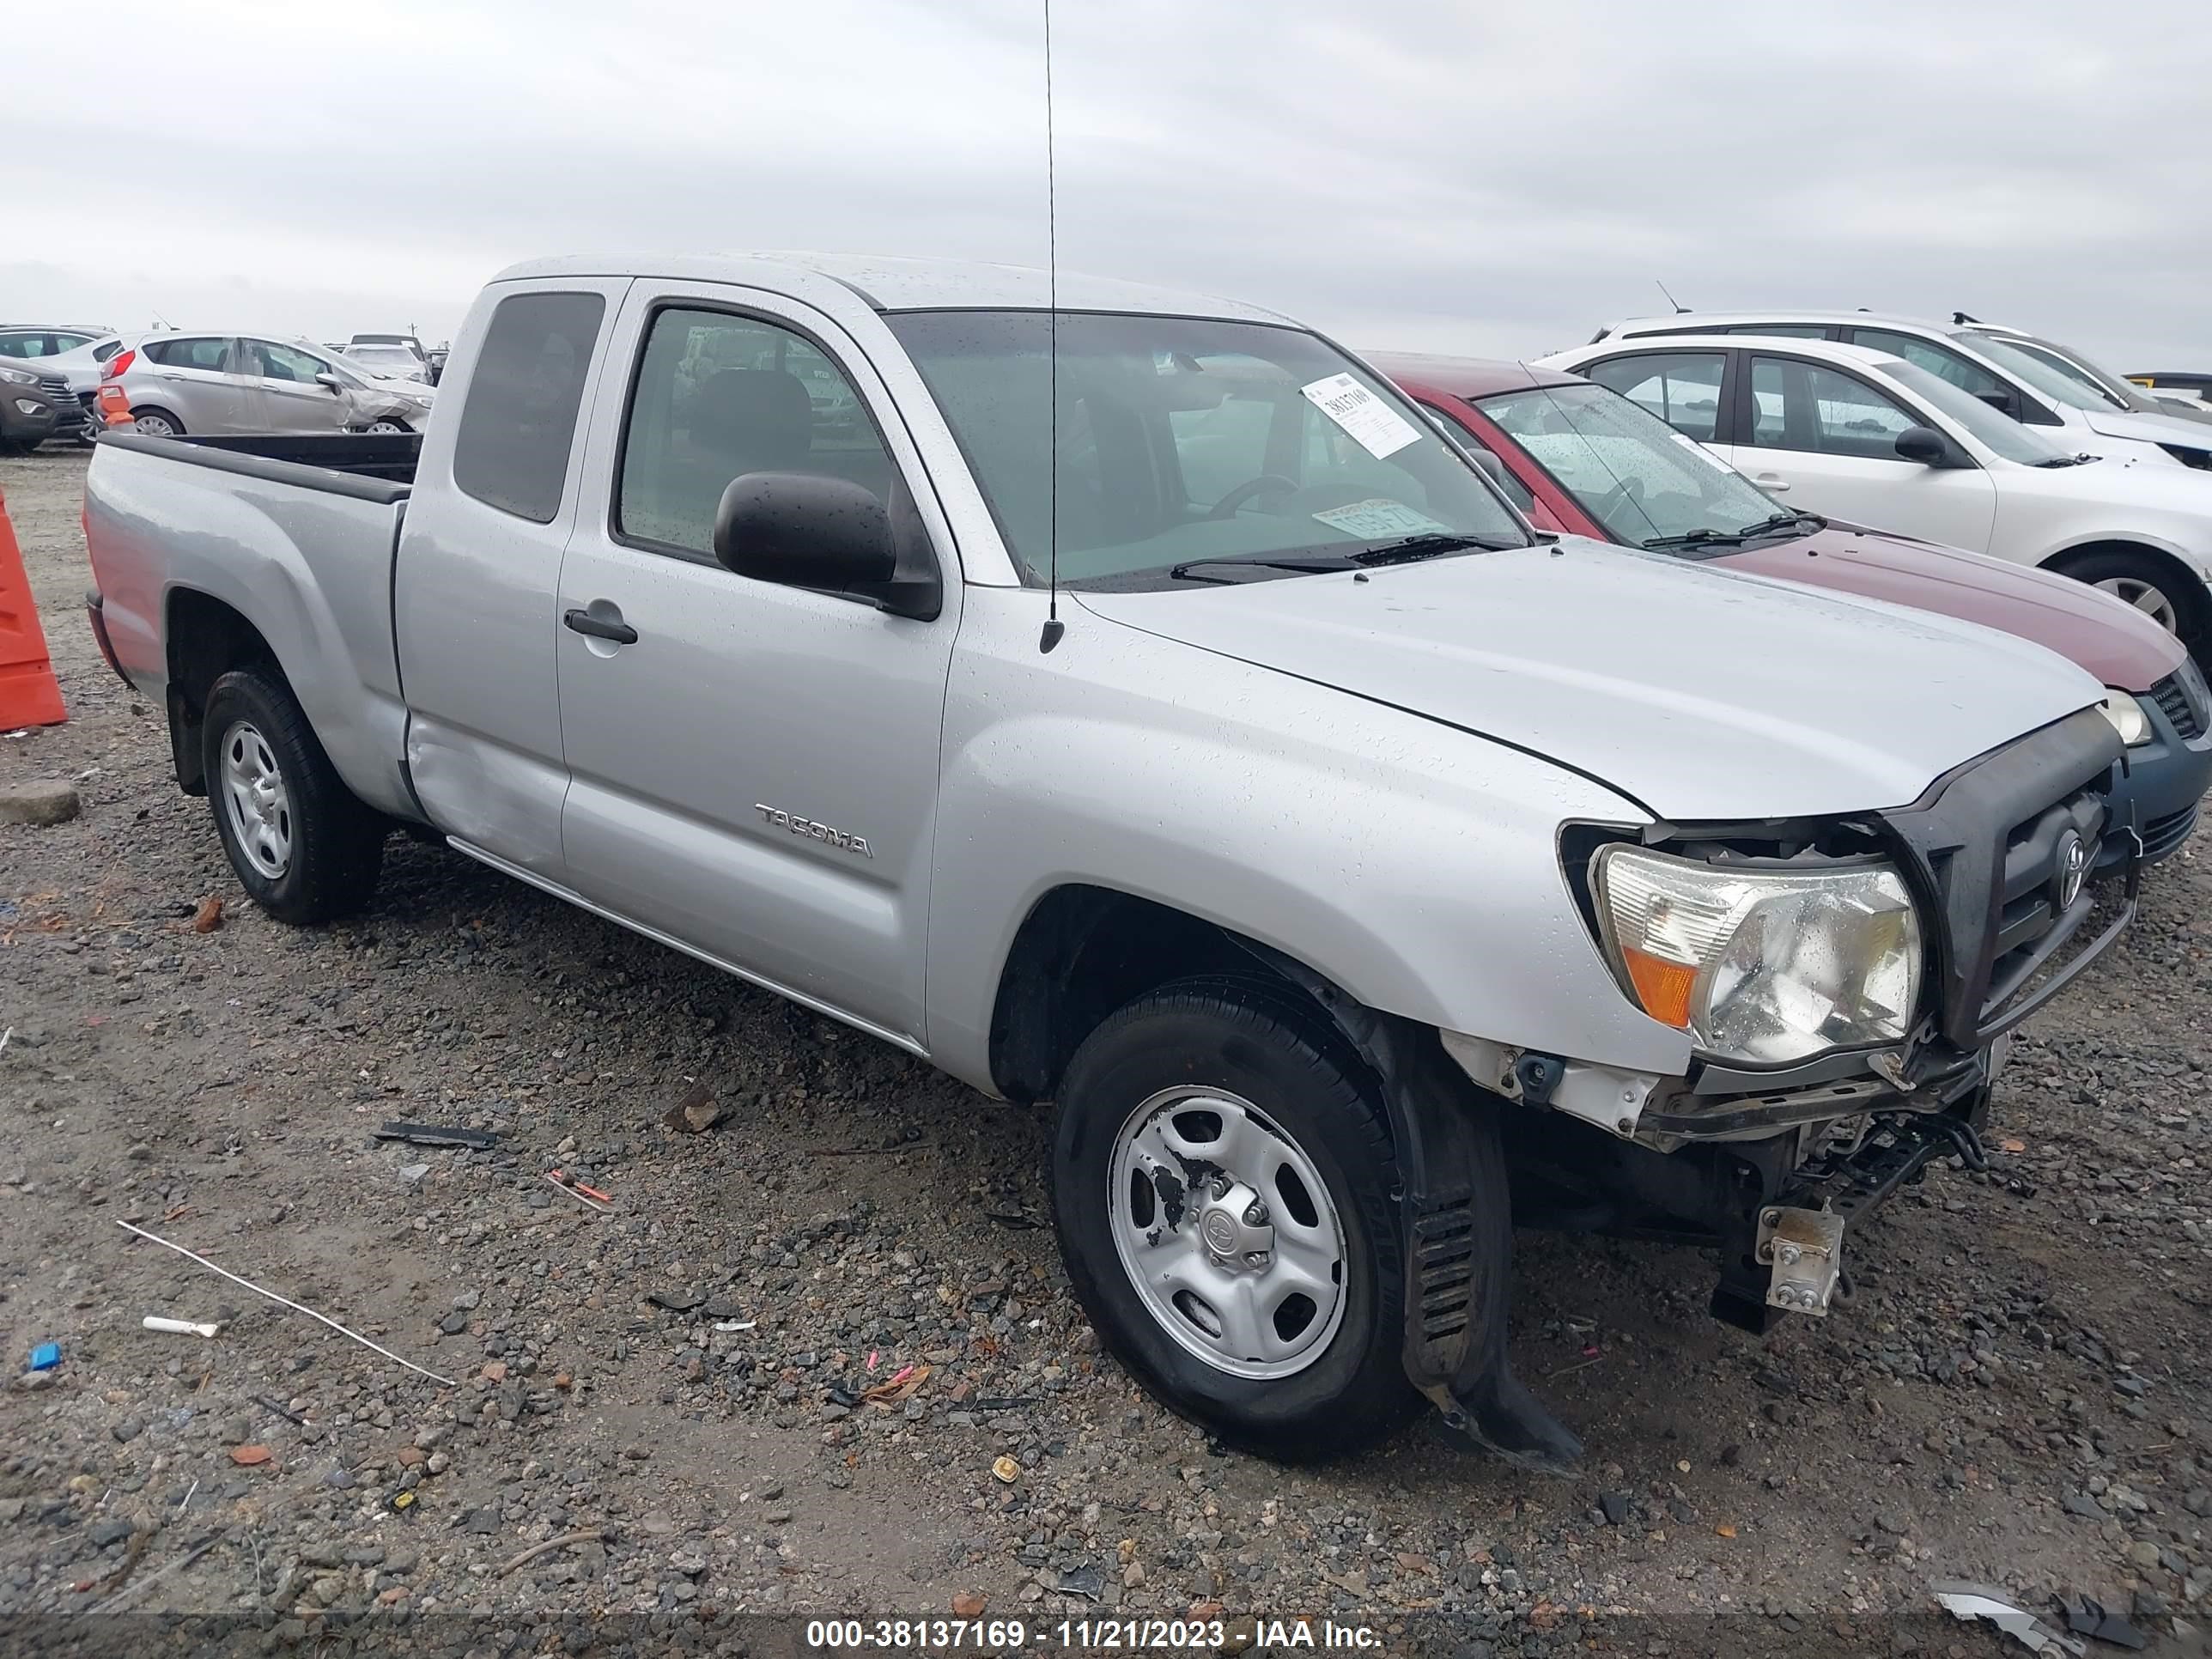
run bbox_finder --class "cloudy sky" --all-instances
[7,0,2207,369]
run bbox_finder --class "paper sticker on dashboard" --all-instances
[1300,372,1420,459]
[1310,498,1450,539]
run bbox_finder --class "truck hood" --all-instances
[2081,405,2212,456]
[1078,539,2105,822]
[1721,525,2185,692]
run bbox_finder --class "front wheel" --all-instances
[1050,978,1423,1460]
[201,666,386,923]
[363,418,410,434]
[2059,548,2209,666]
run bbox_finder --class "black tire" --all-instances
[1051,976,1425,1460]
[201,666,385,923]
[2057,547,2210,667]
[130,407,185,437]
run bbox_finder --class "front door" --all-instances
[1721,354,1998,552]
[242,338,350,433]
[554,287,961,1048]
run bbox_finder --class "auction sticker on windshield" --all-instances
[1301,372,1419,459]
[1310,498,1449,538]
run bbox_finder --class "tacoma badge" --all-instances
[754,803,872,858]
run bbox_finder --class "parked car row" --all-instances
[80,252,2194,1468]
[0,323,447,452]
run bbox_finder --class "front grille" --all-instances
[36,374,82,430]
[1884,707,2124,1049]
[2142,802,2199,861]
[2152,667,2208,740]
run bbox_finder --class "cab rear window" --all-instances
[453,291,605,524]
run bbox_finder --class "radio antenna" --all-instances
[1038,0,1066,653]
[1655,278,1689,315]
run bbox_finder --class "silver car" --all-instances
[105,334,436,438]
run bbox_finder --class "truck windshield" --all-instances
[1471,382,1790,553]
[884,309,1528,588]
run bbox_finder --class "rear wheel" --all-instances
[1050,977,1424,1460]
[201,667,385,923]
[131,407,184,438]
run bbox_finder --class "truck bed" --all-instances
[94,429,420,498]
[83,428,421,821]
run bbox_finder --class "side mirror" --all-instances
[1893,425,1950,466]
[314,372,344,392]
[1974,390,2012,414]
[714,471,897,590]
[1467,446,1514,489]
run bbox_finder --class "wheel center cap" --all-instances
[1194,1178,1275,1268]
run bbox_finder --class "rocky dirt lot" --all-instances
[3,447,2210,1657]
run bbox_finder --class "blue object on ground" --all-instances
[27,1342,60,1371]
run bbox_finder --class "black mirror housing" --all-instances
[714,471,939,619]
[1893,425,1950,466]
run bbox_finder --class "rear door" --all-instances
[392,282,626,880]
[1579,348,1730,451]
[551,284,962,1048]
[242,338,350,433]
[1723,352,1997,550]
[138,336,252,431]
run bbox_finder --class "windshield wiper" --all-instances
[1349,532,1521,564]
[1643,510,1823,552]
[1168,555,1363,583]
[2031,453,2099,468]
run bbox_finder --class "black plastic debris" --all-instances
[373,1122,500,1151]
[2062,1595,2147,1650]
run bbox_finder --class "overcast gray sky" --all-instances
[6,0,2207,368]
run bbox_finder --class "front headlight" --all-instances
[0,365,36,386]
[2098,691,2151,747]
[1592,845,1922,1065]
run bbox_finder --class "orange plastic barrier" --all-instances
[0,483,67,727]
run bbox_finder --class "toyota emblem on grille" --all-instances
[2054,830,2087,910]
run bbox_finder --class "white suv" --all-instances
[1539,332,2212,665]
[1587,311,2212,473]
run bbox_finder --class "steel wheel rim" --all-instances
[2096,575,2179,632]
[132,414,174,437]
[366,420,405,434]
[1107,1084,1347,1380]
[219,720,293,879]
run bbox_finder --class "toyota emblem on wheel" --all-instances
[2054,830,2087,910]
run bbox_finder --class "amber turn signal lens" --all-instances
[1621,946,1695,1029]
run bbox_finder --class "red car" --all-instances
[1372,352,2212,864]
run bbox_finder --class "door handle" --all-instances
[563,607,638,645]
[1752,475,1791,491]
[157,372,185,381]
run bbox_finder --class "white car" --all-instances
[1954,319,2212,430]
[1587,311,2212,473]
[1538,332,2212,664]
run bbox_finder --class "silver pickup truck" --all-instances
[83,253,2137,1470]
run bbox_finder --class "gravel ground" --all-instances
[3,447,2211,1656]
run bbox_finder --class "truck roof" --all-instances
[489,251,1297,325]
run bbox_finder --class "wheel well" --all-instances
[165,589,278,794]
[2042,540,2209,618]
[988,884,1349,1103]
